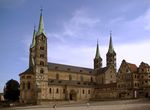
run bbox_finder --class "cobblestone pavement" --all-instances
[1,99,150,110]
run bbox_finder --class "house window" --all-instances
[56,88,59,93]
[88,90,90,94]
[135,75,136,78]
[63,89,65,93]
[49,88,51,93]
[27,82,30,90]
[83,90,85,94]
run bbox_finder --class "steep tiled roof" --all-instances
[48,62,93,74]
[127,62,137,73]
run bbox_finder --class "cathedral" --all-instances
[19,11,150,104]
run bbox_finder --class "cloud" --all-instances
[108,8,150,44]
[48,7,101,46]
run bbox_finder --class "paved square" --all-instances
[1,99,150,110]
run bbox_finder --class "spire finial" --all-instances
[110,30,112,37]
[40,7,43,15]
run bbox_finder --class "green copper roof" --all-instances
[95,40,101,58]
[108,32,115,53]
[36,9,46,36]
[30,27,36,48]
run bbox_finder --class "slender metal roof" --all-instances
[36,9,46,36]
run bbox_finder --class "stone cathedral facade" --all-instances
[19,11,150,104]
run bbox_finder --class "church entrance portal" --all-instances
[69,90,76,101]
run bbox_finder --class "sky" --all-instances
[1,0,150,92]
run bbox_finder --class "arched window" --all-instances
[27,82,30,90]
[40,46,44,50]
[91,77,93,82]
[56,74,59,80]
[83,89,85,94]
[40,61,44,66]
[49,88,51,93]
[40,68,44,73]
[41,36,44,41]
[56,88,59,93]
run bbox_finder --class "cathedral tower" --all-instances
[34,9,48,74]
[94,40,102,69]
[30,9,48,103]
[106,32,116,69]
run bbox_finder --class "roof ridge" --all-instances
[48,62,93,70]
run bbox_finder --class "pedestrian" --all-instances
[86,102,90,109]
[53,104,56,110]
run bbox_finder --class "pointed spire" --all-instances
[108,31,115,53]
[30,26,36,48]
[37,8,46,36]
[95,39,101,58]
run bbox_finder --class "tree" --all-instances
[4,79,20,101]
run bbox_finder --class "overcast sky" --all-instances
[1,0,150,92]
